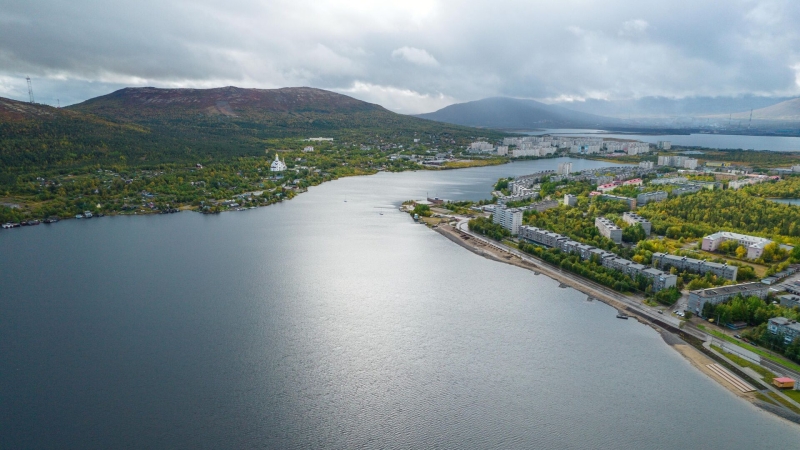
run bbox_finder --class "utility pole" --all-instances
[26,77,34,104]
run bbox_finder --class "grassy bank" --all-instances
[700,324,800,373]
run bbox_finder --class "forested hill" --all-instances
[1,87,504,174]
[65,86,485,139]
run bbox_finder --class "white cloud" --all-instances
[1,0,799,109]
[337,81,453,113]
[391,46,439,67]
[619,19,649,36]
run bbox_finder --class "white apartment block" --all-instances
[595,217,623,244]
[302,146,314,152]
[496,145,509,156]
[564,194,578,207]
[657,141,672,150]
[468,141,495,153]
[702,231,772,259]
[557,162,573,175]
[639,161,654,170]
[493,206,523,235]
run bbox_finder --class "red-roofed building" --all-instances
[773,377,795,389]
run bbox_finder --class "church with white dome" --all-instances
[270,154,287,172]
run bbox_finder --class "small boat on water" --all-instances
[616,313,629,319]
[75,214,84,219]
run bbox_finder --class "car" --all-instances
[734,334,741,339]
[657,310,663,314]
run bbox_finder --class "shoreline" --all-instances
[433,222,800,425]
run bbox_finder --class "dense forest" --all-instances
[637,189,800,241]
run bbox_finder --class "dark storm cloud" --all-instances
[1,0,798,113]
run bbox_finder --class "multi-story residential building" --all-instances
[599,194,637,209]
[768,317,800,344]
[650,177,688,185]
[493,206,522,235]
[639,161,654,170]
[570,145,602,154]
[779,294,800,309]
[496,145,509,156]
[652,252,738,281]
[622,212,652,235]
[595,217,623,244]
[557,162,573,175]
[636,191,668,206]
[688,282,769,315]
[672,185,701,196]
[518,226,677,291]
[564,194,578,207]
[702,231,772,260]
[468,141,494,153]
[657,156,698,169]
[597,183,618,193]
[657,141,672,150]
[523,200,559,212]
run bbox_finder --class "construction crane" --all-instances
[748,109,753,129]
[26,77,34,104]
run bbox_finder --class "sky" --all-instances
[1,0,799,114]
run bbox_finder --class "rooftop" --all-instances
[692,282,767,298]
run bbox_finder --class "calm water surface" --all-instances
[526,129,800,152]
[3,158,800,449]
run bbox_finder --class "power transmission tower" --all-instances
[748,109,752,129]
[26,77,34,104]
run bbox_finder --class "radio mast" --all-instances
[26,77,34,104]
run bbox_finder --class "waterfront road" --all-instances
[452,219,697,335]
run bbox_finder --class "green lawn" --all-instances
[768,392,800,415]
[711,344,776,382]
[698,324,800,373]
[782,389,800,404]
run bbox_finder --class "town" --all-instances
[406,146,800,414]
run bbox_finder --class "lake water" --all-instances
[3,158,800,449]
[525,129,800,152]
[769,198,800,206]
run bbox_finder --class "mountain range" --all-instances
[415,97,620,130]
[0,87,502,172]
[416,95,800,131]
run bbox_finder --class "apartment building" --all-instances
[519,226,677,291]
[688,282,769,315]
[595,217,623,244]
[702,231,772,260]
[622,212,651,235]
[636,191,668,206]
[652,252,738,281]
[493,206,522,235]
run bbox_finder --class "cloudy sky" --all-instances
[1,0,799,113]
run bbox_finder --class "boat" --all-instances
[84,211,93,218]
[75,214,83,219]
[616,313,629,319]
